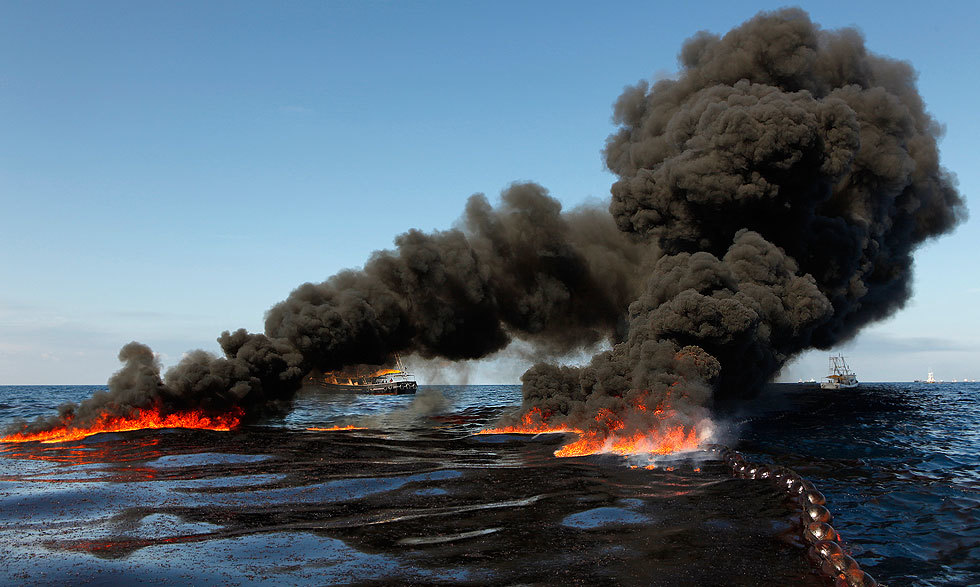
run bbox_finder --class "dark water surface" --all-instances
[0,383,977,585]
[735,382,980,586]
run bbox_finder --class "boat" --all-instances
[926,370,937,384]
[820,354,858,389]
[305,357,418,395]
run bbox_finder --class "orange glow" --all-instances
[1,437,164,466]
[316,367,403,386]
[553,425,699,458]
[0,407,243,445]
[476,407,582,435]
[477,405,702,458]
[307,425,367,431]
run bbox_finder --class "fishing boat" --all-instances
[820,354,858,389]
[305,357,418,395]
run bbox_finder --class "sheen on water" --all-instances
[1,382,977,586]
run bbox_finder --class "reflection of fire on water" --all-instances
[0,407,243,444]
[306,425,367,431]
[477,403,703,459]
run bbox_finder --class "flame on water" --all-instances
[475,407,582,435]
[477,401,704,458]
[306,425,367,431]
[552,425,700,458]
[0,407,244,445]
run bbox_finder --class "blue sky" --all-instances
[1,1,977,384]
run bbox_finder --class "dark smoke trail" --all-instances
[6,9,964,446]
[513,8,964,446]
[7,183,648,434]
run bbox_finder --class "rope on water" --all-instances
[702,444,880,587]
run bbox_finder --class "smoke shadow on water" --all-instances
[0,386,821,586]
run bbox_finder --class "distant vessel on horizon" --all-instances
[820,354,858,389]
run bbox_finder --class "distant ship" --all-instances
[820,354,858,389]
[305,357,418,395]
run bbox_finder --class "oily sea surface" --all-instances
[0,384,977,585]
[736,382,980,586]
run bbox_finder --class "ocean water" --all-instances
[0,382,976,585]
[735,382,980,586]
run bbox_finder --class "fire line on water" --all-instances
[3,10,964,495]
[0,407,244,445]
[477,406,709,459]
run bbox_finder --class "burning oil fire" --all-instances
[7,9,963,464]
[314,367,403,387]
[477,407,581,436]
[306,425,367,431]
[553,426,700,458]
[0,407,243,445]
[477,404,704,459]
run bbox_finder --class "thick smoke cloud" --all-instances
[514,8,964,441]
[7,9,964,443]
[264,182,649,369]
[8,183,647,432]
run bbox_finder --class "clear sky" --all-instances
[1,1,977,385]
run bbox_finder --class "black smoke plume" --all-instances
[8,183,648,433]
[6,9,964,444]
[513,8,964,445]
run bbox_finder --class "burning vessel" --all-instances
[3,8,964,462]
[305,358,418,395]
[820,354,858,390]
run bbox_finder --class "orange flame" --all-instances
[0,407,243,445]
[553,425,699,458]
[475,407,581,435]
[477,401,702,458]
[315,367,404,386]
[306,425,367,431]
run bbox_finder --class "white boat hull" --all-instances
[821,354,858,389]
[305,357,418,395]
[310,380,417,395]
[820,380,859,390]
